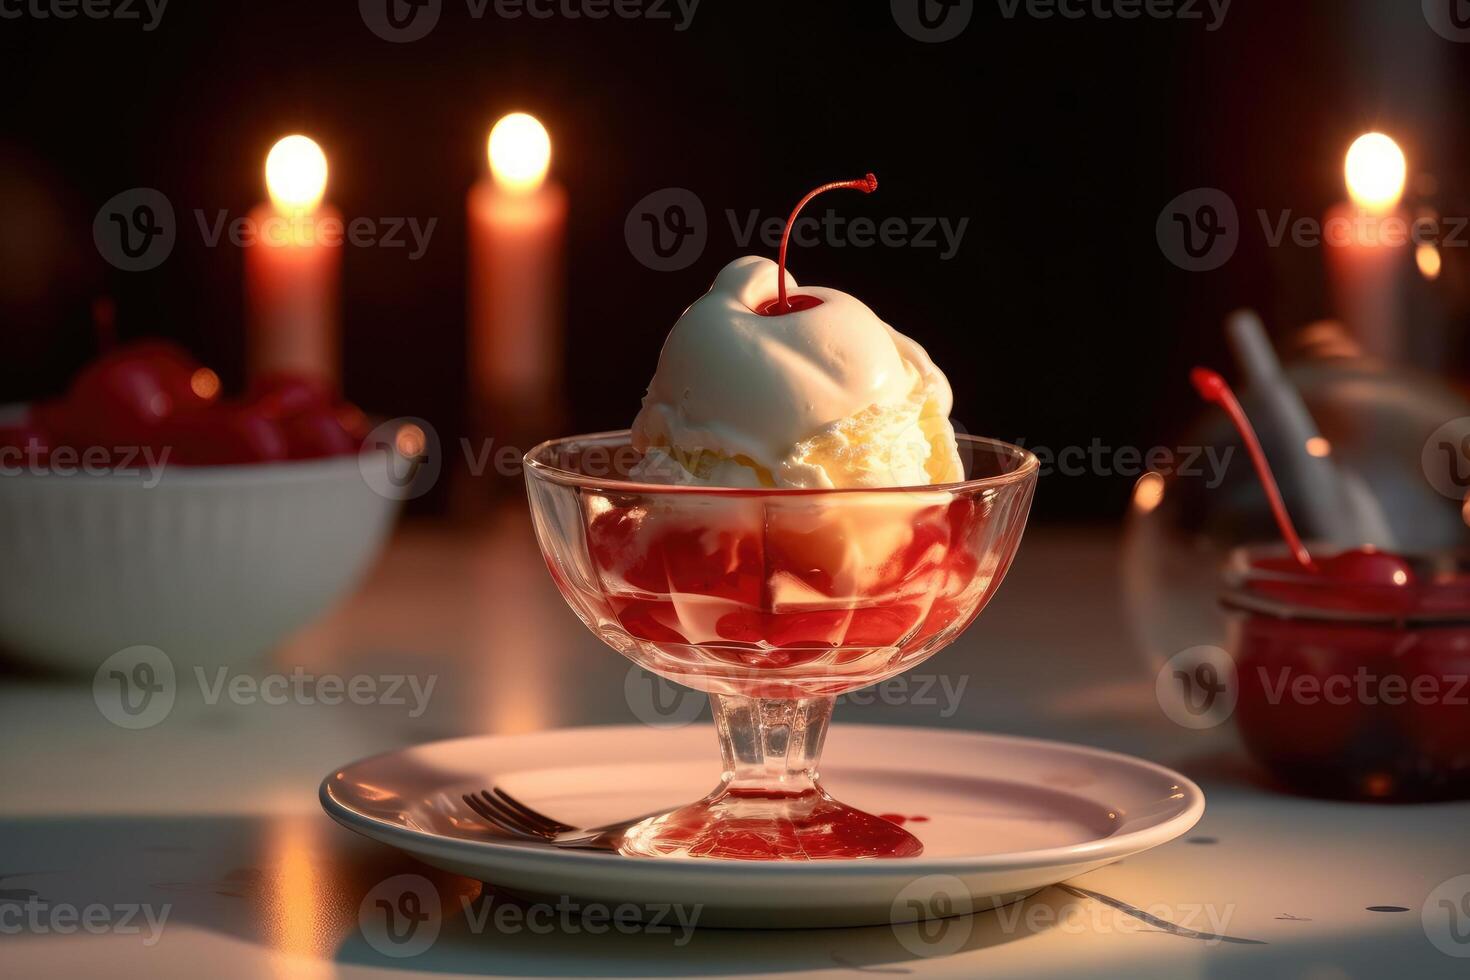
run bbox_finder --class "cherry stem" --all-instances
[1191,367,1318,573]
[774,173,878,313]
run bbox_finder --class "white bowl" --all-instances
[0,455,399,673]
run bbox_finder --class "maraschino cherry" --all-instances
[1190,367,1415,590]
[755,173,879,317]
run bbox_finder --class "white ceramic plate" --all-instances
[320,724,1204,928]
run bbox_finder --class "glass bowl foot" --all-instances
[617,692,923,859]
[618,786,923,860]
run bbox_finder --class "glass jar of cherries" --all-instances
[1221,547,1470,801]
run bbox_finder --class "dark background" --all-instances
[1,0,1465,519]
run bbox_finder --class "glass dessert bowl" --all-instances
[524,430,1037,859]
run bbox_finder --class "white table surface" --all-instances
[3,509,1467,979]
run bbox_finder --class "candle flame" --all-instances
[1344,133,1405,215]
[488,112,551,194]
[1417,242,1443,280]
[266,134,329,213]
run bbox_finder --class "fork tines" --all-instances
[461,788,575,839]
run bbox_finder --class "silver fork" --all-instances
[461,787,652,851]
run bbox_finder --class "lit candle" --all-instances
[466,112,567,450]
[1324,132,1409,361]
[245,134,342,386]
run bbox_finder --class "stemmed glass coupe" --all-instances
[524,430,1037,860]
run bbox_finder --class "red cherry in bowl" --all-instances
[755,173,878,317]
[1316,545,1416,588]
[26,400,82,449]
[0,422,50,468]
[164,406,288,466]
[281,410,357,460]
[62,341,218,450]
[67,354,175,440]
[80,341,215,422]
[1249,547,1418,617]
[754,294,824,316]
[334,403,370,442]
[248,372,333,420]
[125,340,208,396]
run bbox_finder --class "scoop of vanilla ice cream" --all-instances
[630,256,963,489]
